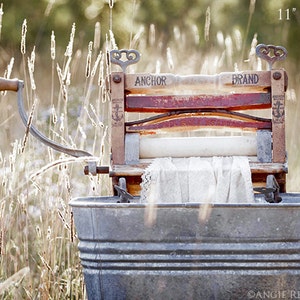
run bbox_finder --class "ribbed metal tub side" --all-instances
[70,194,300,300]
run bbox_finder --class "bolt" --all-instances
[84,165,110,175]
[113,75,122,83]
[273,72,282,80]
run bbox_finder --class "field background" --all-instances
[0,0,300,299]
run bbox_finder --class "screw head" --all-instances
[113,75,122,83]
[273,72,282,80]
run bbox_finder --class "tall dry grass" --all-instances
[0,1,299,299]
[0,14,111,299]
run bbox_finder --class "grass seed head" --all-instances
[65,23,76,58]
[27,57,36,90]
[21,19,27,54]
[204,6,210,42]
[0,3,3,40]
[51,30,56,60]
[94,22,101,50]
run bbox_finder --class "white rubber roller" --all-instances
[139,136,257,158]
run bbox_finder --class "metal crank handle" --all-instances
[0,77,19,92]
[1,77,93,158]
[1,77,108,175]
[16,81,93,158]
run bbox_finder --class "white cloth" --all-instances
[140,156,254,204]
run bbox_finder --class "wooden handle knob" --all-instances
[0,78,19,92]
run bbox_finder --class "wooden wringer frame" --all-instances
[95,44,288,203]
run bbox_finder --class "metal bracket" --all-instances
[256,44,287,70]
[254,175,282,203]
[114,177,134,203]
[110,49,140,72]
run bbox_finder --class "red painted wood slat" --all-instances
[125,93,271,112]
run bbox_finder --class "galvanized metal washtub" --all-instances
[70,194,300,300]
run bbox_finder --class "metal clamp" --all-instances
[114,177,133,203]
[110,49,140,72]
[254,175,282,203]
[256,44,287,70]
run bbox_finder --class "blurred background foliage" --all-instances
[1,0,300,63]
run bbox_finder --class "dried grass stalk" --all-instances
[192,24,200,45]
[0,267,30,294]
[149,24,155,47]
[85,41,93,78]
[51,30,56,60]
[44,0,55,17]
[6,57,14,78]
[94,22,101,50]
[21,98,37,152]
[0,3,3,40]
[1,57,14,96]
[91,52,102,78]
[166,47,174,71]
[21,19,27,54]
[204,6,210,42]
[30,156,98,180]
[65,23,76,58]
[27,47,36,90]
[109,30,117,50]
[131,25,144,48]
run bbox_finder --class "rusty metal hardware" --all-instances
[114,177,133,203]
[113,74,122,83]
[273,72,282,80]
[110,49,140,72]
[256,44,287,70]
[84,165,110,175]
[254,175,282,203]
